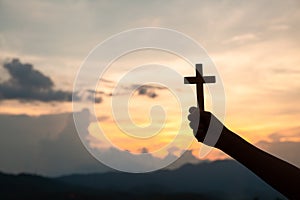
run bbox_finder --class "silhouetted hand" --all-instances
[187,106,300,199]
[188,106,228,148]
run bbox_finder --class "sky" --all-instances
[0,0,299,175]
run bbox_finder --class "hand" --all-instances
[188,107,300,200]
[188,107,228,148]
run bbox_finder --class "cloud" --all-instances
[257,140,300,168]
[4,58,53,89]
[108,83,166,99]
[167,150,202,170]
[86,93,103,104]
[222,33,258,45]
[133,84,166,99]
[139,147,149,153]
[256,129,300,168]
[0,110,111,176]
[0,110,200,176]
[86,89,112,103]
[268,129,300,142]
[137,86,157,98]
[271,68,300,74]
[0,59,73,102]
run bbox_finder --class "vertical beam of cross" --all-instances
[184,64,216,110]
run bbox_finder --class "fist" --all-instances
[188,107,227,148]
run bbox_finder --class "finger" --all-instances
[188,111,200,120]
[189,121,193,128]
[189,120,203,131]
[189,106,197,113]
[188,113,195,121]
[189,121,197,129]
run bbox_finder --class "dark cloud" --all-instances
[94,97,102,103]
[133,84,166,99]
[0,59,73,102]
[138,87,147,95]
[4,59,53,89]
[139,147,149,153]
[86,93,103,104]
[147,92,157,98]
[86,89,105,95]
[107,84,165,99]
[86,89,112,103]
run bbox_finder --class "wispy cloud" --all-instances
[132,84,167,99]
[222,33,258,45]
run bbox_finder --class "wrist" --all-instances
[215,128,235,151]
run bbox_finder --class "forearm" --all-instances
[216,129,300,200]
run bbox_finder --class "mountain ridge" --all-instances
[0,159,286,200]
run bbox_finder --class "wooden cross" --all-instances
[184,64,216,110]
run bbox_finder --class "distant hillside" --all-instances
[0,160,286,200]
[58,160,286,199]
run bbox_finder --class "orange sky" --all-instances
[0,0,299,163]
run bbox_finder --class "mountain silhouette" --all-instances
[0,160,285,200]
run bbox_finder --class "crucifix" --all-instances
[184,64,216,110]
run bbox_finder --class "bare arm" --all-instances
[188,107,300,200]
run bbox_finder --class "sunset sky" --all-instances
[0,0,299,175]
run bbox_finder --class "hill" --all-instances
[0,160,286,200]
